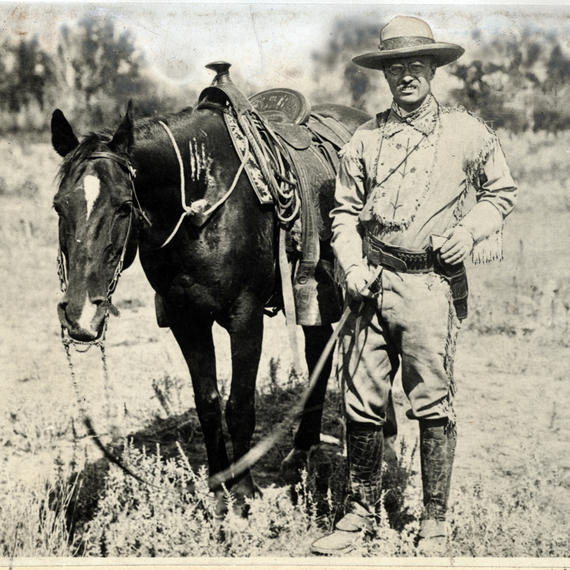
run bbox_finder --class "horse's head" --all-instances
[51,102,138,342]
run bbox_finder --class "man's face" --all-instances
[383,56,436,112]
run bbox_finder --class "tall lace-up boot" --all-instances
[417,418,457,555]
[310,422,383,555]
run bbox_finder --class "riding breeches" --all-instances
[340,268,461,427]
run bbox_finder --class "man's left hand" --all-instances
[440,225,474,265]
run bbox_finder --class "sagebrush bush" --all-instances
[0,464,79,557]
[81,442,324,557]
[71,434,569,557]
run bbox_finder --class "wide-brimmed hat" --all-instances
[353,16,464,70]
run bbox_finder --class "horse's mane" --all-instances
[133,107,194,142]
[56,107,195,183]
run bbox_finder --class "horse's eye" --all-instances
[118,203,132,216]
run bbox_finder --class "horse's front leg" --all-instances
[169,318,230,492]
[224,294,264,505]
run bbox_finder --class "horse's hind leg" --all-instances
[225,296,264,505]
[281,324,333,482]
[169,320,230,490]
[296,324,334,450]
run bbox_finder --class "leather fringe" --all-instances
[442,284,460,427]
[472,229,503,264]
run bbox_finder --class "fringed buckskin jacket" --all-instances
[331,95,518,276]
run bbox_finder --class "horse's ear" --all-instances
[51,109,79,157]
[109,100,134,155]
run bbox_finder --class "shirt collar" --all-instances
[383,94,439,137]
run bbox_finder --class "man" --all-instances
[311,16,518,555]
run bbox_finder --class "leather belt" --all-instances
[363,233,469,320]
[364,234,435,273]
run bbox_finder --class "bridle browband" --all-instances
[88,151,136,177]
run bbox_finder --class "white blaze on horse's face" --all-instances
[76,174,101,333]
[83,174,101,220]
[77,293,99,334]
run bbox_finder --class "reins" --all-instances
[208,267,383,489]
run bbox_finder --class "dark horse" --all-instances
[51,80,372,511]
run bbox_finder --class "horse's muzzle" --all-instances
[58,297,108,342]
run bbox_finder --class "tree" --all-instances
[0,35,57,130]
[310,18,391,111]
[449,27,569,132]
[54,15,146,127]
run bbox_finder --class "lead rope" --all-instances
[208,265,383,489]
[158,120,250,248]
[56,205,198,493]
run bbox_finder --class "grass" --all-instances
[3,402,566,558]
[1,130,569,559]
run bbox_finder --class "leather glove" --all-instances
[440,225,474,265]
[345,263,375,300]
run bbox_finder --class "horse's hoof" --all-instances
[213,489,229,520]
[214,488,250,520]
[280,447,308,484]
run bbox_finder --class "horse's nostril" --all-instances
[57,301,72,328]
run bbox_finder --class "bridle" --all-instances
[57,149,155,486]
[57,150,146,325]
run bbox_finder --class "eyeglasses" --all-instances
[385,61,430,78]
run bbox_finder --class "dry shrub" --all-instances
[0,465,79,557]
[81,442,322,557]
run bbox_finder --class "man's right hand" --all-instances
[345,263,375,300]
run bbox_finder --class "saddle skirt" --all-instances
[199,83,356,325]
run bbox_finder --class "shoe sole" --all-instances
[310,544,356,556]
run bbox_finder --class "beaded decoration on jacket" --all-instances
[364,95,441,232]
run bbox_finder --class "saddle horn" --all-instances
[205,61,233,86]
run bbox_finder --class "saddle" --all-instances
[198,62,354,325]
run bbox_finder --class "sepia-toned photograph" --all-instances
[0,0,568,563]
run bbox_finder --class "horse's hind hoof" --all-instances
[280,447,309,484]
[213,488,229,520]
